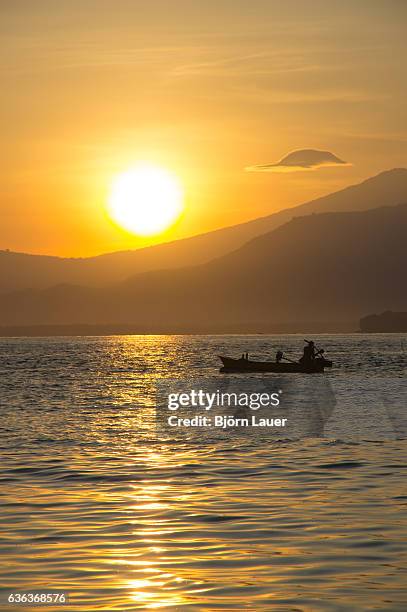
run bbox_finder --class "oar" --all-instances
[304,339,324,356]
[282,355,298,364]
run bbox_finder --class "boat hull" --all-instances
[219,356,332,373]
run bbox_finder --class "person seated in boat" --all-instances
[276,350,283,363]
[300,340,316,363]
[300,340,325,363]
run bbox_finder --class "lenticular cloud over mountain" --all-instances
[246,149,350,172]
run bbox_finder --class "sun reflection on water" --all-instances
[128,576,189,609]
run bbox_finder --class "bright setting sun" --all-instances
[108,164,184,236]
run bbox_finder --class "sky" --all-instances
[1,0,406,256]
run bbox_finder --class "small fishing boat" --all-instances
[218,355,332,373]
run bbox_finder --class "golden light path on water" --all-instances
[0,335,406,610]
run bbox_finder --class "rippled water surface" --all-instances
[0,334,406,611]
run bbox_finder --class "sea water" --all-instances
[0,334,406,610]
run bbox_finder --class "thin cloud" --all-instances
[246,149,351,172]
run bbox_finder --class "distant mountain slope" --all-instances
[1,202,406,332]
[1,168,407,294]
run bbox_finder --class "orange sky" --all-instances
[1,0,406,256]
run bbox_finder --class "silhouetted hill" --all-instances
[1,168,407,293]
[0,202,406,332]
[360,311,407,332]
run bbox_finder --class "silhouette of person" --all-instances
[301,340,316,363]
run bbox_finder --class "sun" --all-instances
[108,164,184,236]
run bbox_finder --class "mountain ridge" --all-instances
[1,167,407,294]
[1,201,406,332]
